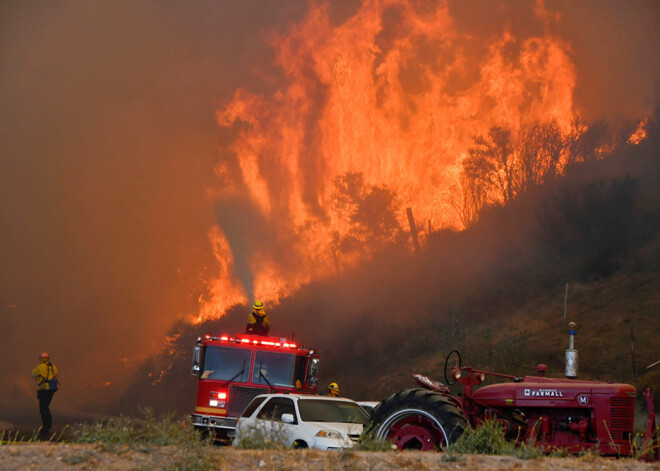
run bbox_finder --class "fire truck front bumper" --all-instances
[192,414,238,431]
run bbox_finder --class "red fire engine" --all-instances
[190,333,320,439]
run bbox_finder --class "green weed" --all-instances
[0,425,68,445]
[353,434,394,451]
[0,429,23,446]
[631,428,660,460]
[449,419,541,460]
[548,447,570,457]
[441,451,465,462]
[72,408,212,454]
[71,409,216,470]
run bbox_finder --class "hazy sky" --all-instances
[0,0,657,414]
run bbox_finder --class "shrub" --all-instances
[71,409,216,470]
[449,419,540,460]
[72,408,210,452]
[233,420,291,450]
[353,434,394,451]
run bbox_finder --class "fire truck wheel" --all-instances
[364,388,467,451]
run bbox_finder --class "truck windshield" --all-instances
[252,351,307,388]
[298,399,369,424]
[201,346,251,382]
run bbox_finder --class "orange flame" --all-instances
[197,0,579,323]
[628,117,648,145]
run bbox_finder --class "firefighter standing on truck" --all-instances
[246,300,271,336]
[328,382,340,397]
[31,352,59,435]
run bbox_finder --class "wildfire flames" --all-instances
[194,0,639,323]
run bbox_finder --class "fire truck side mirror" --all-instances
[306,357,320,386]
[191,345,201,376]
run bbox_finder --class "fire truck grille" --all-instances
[228,385,269,417]
[609,396,634,432]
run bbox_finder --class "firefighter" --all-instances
[246,300,271,336]
[31,352,59,435]
[327,382,340,397]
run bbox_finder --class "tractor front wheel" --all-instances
[365,389,467,451]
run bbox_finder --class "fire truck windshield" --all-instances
[201,346,251,382]
[252,351,307,388]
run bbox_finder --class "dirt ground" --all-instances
[0,444,658,471]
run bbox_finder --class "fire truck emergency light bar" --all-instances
[199,334,301,349]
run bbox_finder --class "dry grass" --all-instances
[0,445,654,470]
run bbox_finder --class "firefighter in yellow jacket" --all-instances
[327,382,340,397]
[246,300,271,336]
[31,352,59,434]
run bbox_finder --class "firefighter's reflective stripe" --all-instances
[195,407,227,414]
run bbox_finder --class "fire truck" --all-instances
[190,333,320,440]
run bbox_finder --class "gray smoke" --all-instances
[214,196,265,302]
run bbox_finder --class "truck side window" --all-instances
[242,396,267,418]
[257,397,298,424]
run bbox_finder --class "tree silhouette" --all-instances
[465,126,517,203]
[454,118,607,227]
[564,117,611,166]
[331,172,402,256]
[517,120,563,192]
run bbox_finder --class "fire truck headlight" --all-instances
[209,391,227,408]
[316,430,342,439]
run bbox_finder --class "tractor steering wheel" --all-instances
[443,350,462,386]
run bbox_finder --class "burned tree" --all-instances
[331,172,403,257]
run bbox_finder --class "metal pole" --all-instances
[631,326,636,383]
[563,283,568,323]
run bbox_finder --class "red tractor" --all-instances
[190,333,320,441]
[366,324,658,458]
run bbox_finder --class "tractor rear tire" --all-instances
[364,388,467,451]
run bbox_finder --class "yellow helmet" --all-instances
[328,382,339,394]
[253,300,265,311]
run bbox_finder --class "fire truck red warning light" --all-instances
[200,334,301,350]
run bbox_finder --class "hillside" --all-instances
[353,272,660,403]
[116,106,660,419]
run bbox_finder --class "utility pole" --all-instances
[406,207,420,252]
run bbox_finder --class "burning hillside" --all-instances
[199,0,589,322]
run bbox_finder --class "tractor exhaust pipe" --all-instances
[565,321,578,378]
